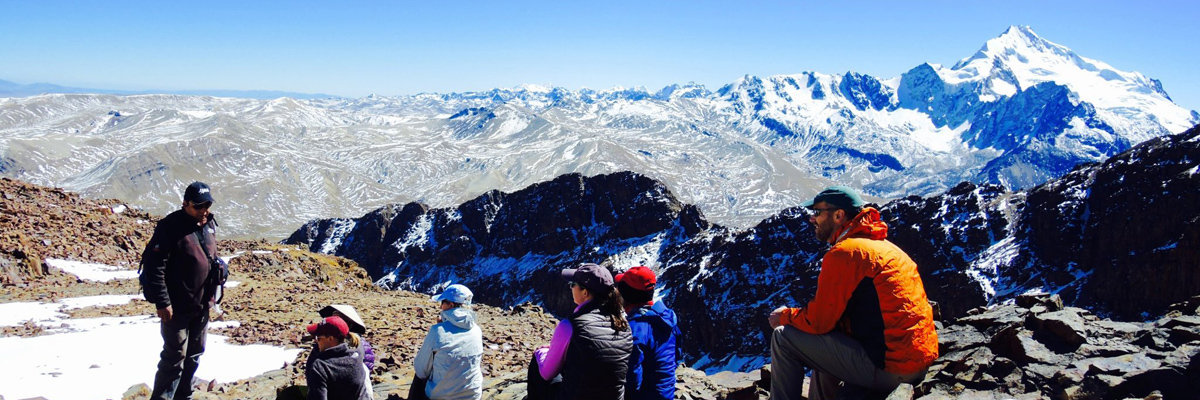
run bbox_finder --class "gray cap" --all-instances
[561,263,615,294]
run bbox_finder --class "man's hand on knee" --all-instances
[769,306,789,328]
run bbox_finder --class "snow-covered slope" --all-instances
[1,26,1194,238]
[949,26,1190,132]
[287,124,1200,372]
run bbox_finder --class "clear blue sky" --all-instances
[2,1,1197,111]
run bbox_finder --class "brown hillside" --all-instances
[0,178,759,399]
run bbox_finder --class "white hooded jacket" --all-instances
[413,307,484,400]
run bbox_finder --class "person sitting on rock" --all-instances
[410,284,484,400]
[616,266,680,400]
[317,304,375,397]
[528,263,633,400]
[305,316,372,400]
[768,186,938,400]
[319,305,375,372]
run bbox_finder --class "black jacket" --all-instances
[306,343,372,400]
[140,210,218,315]
[559,303,633,400]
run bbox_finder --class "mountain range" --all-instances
[2,26,1195,239]
[0,78,336,100]
[286,123,1200,372]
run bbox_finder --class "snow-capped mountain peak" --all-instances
[1,27,1196,239]
[654,82,710,100]
[943,26,1191,129]
[513,83,553,93]
[950,25,1092,87]
[927,25,1195,144]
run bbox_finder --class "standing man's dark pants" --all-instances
[151,310,209,400]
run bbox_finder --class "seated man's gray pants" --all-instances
[769,325,915,400]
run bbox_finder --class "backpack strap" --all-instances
[193,224,228,304]
[193,228,214,263]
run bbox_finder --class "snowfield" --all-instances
[0,260,300,400]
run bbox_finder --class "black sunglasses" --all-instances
[191,202,212,210]
[808,207,838,217]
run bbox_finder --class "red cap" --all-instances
[616,266,657,291]
[306,316,349,339]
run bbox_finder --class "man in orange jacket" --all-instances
[768,186,938,400]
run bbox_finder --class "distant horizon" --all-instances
[2,1,1197,111]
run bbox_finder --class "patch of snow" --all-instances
[179,110,216,119]
[111,204,127,214]
[686,254,715,290]
[45,258,138,282]
[1153,242,1178,252]
[209,320,241,329]
[394,213,435,251]
[219,252,243,264]
[0,302,69,327]
[57,294,143,311]
[596,233,667,271]
[0,294,142,328]
[965,236,1020,300]
[716,354,769,373]
[491,112,531,137]
[1020,287,1048,296]
[320,219,357,254]
[690,352,769,373]
[0,314,301,400]
[474,253,553,278]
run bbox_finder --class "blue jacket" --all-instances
[625,302,679,400]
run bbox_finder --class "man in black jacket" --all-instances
[141,181,220,400]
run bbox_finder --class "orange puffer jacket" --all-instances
[778,207,938,375]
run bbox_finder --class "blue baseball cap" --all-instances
[183,181,215,204]
[801,185,865,210]
[432,284,473,305]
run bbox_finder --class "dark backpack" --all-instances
[194,230,229,305]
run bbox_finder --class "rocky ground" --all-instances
[911,294,1200,399]
[0,177,762,399]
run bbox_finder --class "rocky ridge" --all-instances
[0,177,154,287]
[288,124,1200,371]
[737,293,1200,399]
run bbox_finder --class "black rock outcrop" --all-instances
[287,124,1200,370]
[913,293,1200,399]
